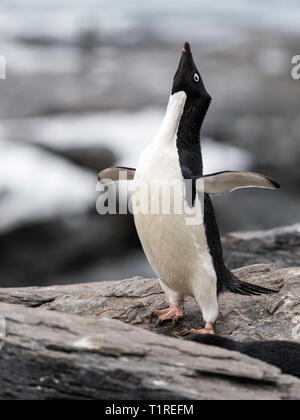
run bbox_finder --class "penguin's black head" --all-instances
[172,42,211,110]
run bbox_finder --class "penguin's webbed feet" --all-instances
[190,322,216,335]
[154,303,184,325]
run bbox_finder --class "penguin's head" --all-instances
[172,42,211,110]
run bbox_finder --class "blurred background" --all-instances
[0,0,299,287]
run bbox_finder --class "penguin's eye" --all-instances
[194,73,200,82]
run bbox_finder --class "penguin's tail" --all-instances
[226,272,277,296]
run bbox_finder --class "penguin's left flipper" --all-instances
[98,167,136,184]
[196,171,280,195]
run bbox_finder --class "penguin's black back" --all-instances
[203,194,231,295]
[186,335,300,379]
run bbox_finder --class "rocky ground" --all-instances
[1,262,299,399]
[2,301,300,400]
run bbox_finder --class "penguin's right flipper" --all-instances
[196,171,280,195]
[98,167,136,184]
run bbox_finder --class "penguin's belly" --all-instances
[135,212,217,296]
[132,144,217,297]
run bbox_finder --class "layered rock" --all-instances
[0,301,299,400]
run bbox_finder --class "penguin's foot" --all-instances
[154,303,184,325]
[190,323,215,335]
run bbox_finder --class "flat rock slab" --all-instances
[1,264,299,342]
[1,302,300,400]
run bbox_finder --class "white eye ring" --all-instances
[194,73,200,82]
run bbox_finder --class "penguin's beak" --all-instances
[182,41,191,54]
[172,41,211,107]
[178,41,195,71]
[172,41,196,95]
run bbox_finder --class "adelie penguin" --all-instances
[99,42,280,335]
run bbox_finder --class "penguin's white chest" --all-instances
[132,139,217,298]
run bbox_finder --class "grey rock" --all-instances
[1,263,300,399]
[0,213,139,288]
[0,264,299,343]
[1,301,299,400]
[223,224,300,269]
[37,144,116,173]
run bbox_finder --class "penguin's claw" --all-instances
[157,312,183,324]
[190,328,215,335]
[154,304,184,325]
[154,308,172,316]
[190,323,216,335]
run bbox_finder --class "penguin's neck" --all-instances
[176,102,206,177]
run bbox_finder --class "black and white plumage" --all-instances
[186,334,300,379]
[99,42,280,334]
